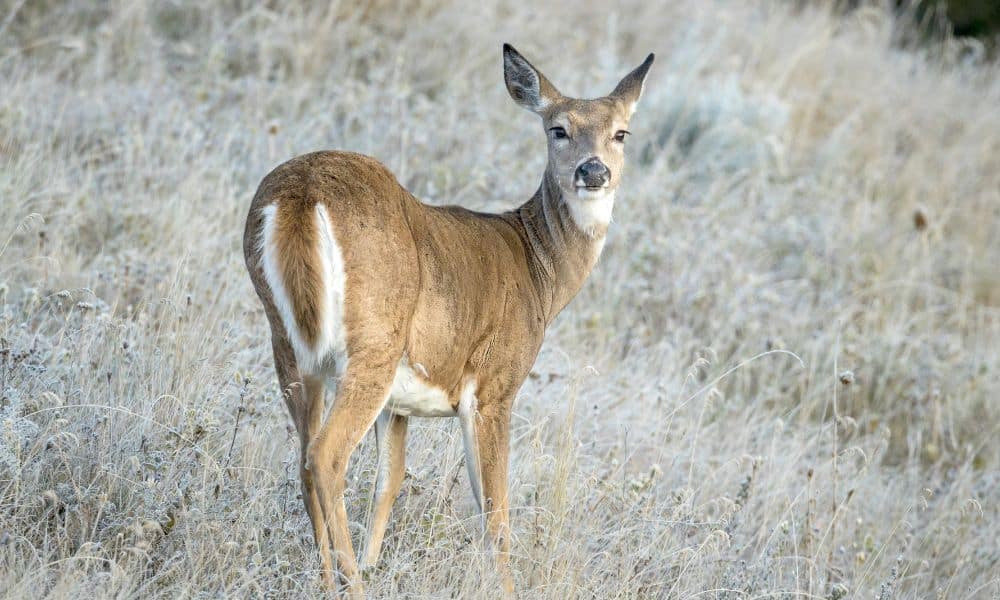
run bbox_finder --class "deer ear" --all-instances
[503,44,561,114]
[610,53,655,117]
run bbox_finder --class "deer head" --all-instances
[503,44,654,234]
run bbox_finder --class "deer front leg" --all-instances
[476,403,514,596]
[458,388,484,515]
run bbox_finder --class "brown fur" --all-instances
[274,189,322,346]
[243,46,653,597]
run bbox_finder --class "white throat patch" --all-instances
[569,188,615,237]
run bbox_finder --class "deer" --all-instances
[242,44,653,597]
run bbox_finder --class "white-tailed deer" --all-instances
[243,44,653,596]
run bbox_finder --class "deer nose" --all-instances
[575,158,610,188]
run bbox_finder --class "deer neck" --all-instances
[513,167,612,325]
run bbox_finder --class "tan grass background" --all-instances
[1,1,998,597]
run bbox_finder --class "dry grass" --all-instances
[1,1,998,598]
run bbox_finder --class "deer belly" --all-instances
[385,359,456,417]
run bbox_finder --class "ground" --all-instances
[1,1,998,598]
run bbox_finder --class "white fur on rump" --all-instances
[258,203,348,375]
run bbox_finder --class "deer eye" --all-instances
[548,126,568,140]
[613,130,630,143]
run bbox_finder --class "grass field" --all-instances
[1,1,998,598]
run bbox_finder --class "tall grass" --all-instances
[1,1,997,597]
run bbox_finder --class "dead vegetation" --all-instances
[0,1,997,598]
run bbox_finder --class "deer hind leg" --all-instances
[271,340,334,580]
[297,377,333,581]
[361,410,408,570]
[307,356,397,598]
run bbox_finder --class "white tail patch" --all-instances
[258,203,348,375]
